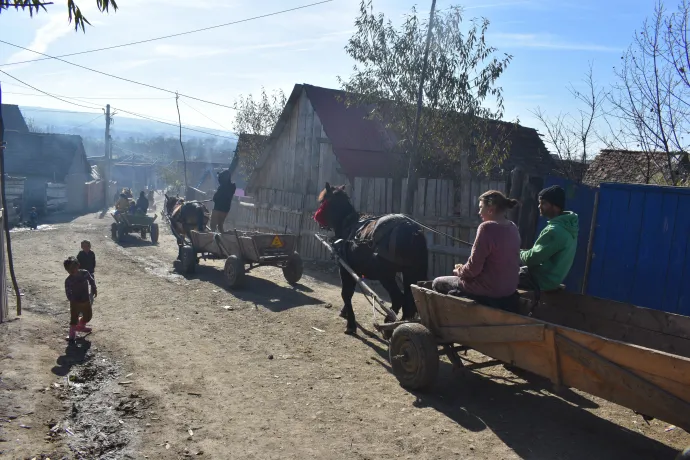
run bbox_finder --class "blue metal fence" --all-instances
[586,183,690,315]
[536,176,597,294]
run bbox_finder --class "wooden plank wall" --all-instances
[228,176,506,279]
[4,177,24,225]
[46,183,67,213]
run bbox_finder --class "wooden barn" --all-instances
[236,83,555,277]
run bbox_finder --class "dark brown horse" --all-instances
[314,183,428,334]
[164,194,210,243]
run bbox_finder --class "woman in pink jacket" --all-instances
[432,190,521,307]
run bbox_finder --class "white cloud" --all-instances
[490,33,623,52]
[4,15,75,67]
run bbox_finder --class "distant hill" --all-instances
[18,106,237,143]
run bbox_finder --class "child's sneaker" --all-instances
[66,325,77,341]
[76,319,92,333]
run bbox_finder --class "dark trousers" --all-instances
[69,301,92,326]
[518,266,539,290]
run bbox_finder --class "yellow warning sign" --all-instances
[270,235,284,248]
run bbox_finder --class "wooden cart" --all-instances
[177,229,303,288]
[111,213,159,243]
[387,285,690,434]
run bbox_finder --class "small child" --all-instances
[64,256,97,341]
[77,240,96,305]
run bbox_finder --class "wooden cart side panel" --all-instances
[413,287,690,431]
[539,290,690,340]
[529,299,690,359]
[239,237,259,262]
[555,332,690,432]
[216,233,241,258]
[190,231,220,254]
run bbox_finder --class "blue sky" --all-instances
[0,0,654,135]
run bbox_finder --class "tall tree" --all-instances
[339,1,513,180]
[532,65,605,183]
[607,0,689,185]
[232,87,286,176]
[0,0,117,31]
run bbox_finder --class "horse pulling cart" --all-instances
[380,285,690,439]
[175,229,304,288]
[111,213,159,243]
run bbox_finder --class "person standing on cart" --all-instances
[211,169,236,233]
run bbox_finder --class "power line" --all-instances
[0,69,102,110]
[3,90,172,100]
[19,107,101,115]
[111,106,236,139]
[0,70,235,138]
[0,0,335,68]
[179,99,230,132]
[72,114,104,129]
[0,40,238,110]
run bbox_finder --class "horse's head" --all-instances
[164,194,180,215]
[314,182,355,232]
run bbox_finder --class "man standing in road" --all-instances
[519,185,579,292]
[210,169,236,233]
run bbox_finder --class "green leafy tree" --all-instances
[339,0,513,179]
[232,87,286,176]
[0,0,118,31]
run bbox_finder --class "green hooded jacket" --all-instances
[520,212,579,291]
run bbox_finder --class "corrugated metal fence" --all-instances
[586,183,690,315]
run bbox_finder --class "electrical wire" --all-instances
[0,40,238,110]
[0,1,334,68]
[179,99,230,132]
[2,69,235,138]
[2,90,172,100]
[71,113,104,129]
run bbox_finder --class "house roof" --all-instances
[3,130,91,180]
[1,104,29,133]
[582,149,690,186]
[253,84,554,184]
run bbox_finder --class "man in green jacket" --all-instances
[519,185,579,292]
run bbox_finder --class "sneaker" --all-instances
[76,320,92,333]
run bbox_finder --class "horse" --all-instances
[314,183,428,334]
[164,194,210,244]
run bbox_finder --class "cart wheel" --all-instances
[282,251,303,285]
[224,255,245,288]
[150,223,159,244]
[117,223,127,242]
[111,223,118,240]
[389,323,438,391]
[180,246,197,274]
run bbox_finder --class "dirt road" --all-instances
[1,211,689,459]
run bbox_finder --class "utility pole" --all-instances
[403,0,436,215]
[104,104,111,204]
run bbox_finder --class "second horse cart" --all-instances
[176,229,303,288]
[111,213,159,243]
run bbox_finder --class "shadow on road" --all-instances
[186,264,323,312]
[409,359,678,460]
[51,338,92,377]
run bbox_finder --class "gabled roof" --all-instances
[3,130,90,180]
[1,104,29,133]
[253,84,554,184]
[583,149,690,186]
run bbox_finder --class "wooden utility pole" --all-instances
[104,104,111,203]
[175,92,189,193]
[404,0,436,215]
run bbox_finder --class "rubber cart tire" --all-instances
[389,322,439,391]
[180,246,197,274]
[224,255,245,288]
[282,251,303,285]
[150,223,159,244]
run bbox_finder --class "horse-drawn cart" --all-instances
[177,230,303,288]
[111,213,159,243]
[385,285,690,436]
